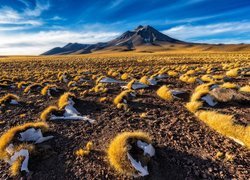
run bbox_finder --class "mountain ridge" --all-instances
[41,25,250,55]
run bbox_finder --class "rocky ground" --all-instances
[0,55,249,179]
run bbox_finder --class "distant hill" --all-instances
[41,25,250,55]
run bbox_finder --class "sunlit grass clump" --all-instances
[75,141,93,157]
[239,85,250,93]
[195,110,250,148]
[0,94,19,105]
[226,68,239,77]
[156,85,173,101]
[58,92,76,109]
[107,131,153,176]
[185,101,203,113]
[220,82,238,89]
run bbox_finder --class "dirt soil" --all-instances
[0,56,249,179]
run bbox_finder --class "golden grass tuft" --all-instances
[41,84,57,96]
[226,68,239,77]
[17,81,29,89]
[23,83,42,93]
[179,75,196,84]
[126,79,136,90]
[239,85,250,93]
[107,131,152,176]
[92,83,108,93]
[0,122,49,160]
[99,97,108,103]
[201,75,214,82]
[139,76,149,85]
[220,82,238,89]
[58,92,76,109]
[156,85,173,101]
[190,89,209,102]
[194,83,214,92]
[195,110,250,148]
[10,156,25,176]
[10,144,35,176]
[116,103,128,110]
[113,90,131,105]
[40,106,59,121]
[0,94,19,105]
[185,101,203,113]
[75,141,93,157]
[121,73,129,80]
[167,70,178,77]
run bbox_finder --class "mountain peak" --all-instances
[42,25,186,55]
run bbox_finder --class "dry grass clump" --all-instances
[58,92,76,109]
[239,85,250,93]
[139,76,150,85]
[113,90,132,105]
[185,101,203,113]
[91,83,108,93]
[95,76,105,84]
[190,89,209,102]
[194,83,215,92]
[220,82,238,89]
[99,97,108,103]
[17,81,29,89]
[23,83,43,93]
[121,73,129,80]
[0,122,49,160]
[9,144,35,176]
[200,75,214,82]
[0,94,19,105]
[226,68,239,77]
[75,141,93,156]
[41,84,58,96]
[195,110,250,148]
[156,85,173,101]
[40,106,61,121]
[67,81,77,87]
[107,131,152,176]
[167,70,178,77]
[179,75,196,84]
[185,69,196,75]
[126,79,136,90]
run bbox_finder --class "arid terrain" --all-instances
[0,52,249,179]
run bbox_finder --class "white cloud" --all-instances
[24,0,50,17]
[0,0,50,29]
[0,30,120,55]
[163,22,250,41]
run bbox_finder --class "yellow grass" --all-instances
[58,92,76,109]
[195,110,250,148]
[126,79,136,90]
[239,85,250,93]
[156,85,173,101]
[10,144,35,176]
[226,68,239,77]
[121,73,129,80]
[0,122,49,160]
[185,101,203,113]
[41,84,57,96]
[40,106,60,121]
[107,131,151,176]
[0,94,19,105]
[220,82,238,89]
[113,90,131,105]
[75,141,93,157]
[190,89,209,102]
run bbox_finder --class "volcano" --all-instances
[41,25,188,55]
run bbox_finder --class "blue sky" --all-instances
[0,0,250,55]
